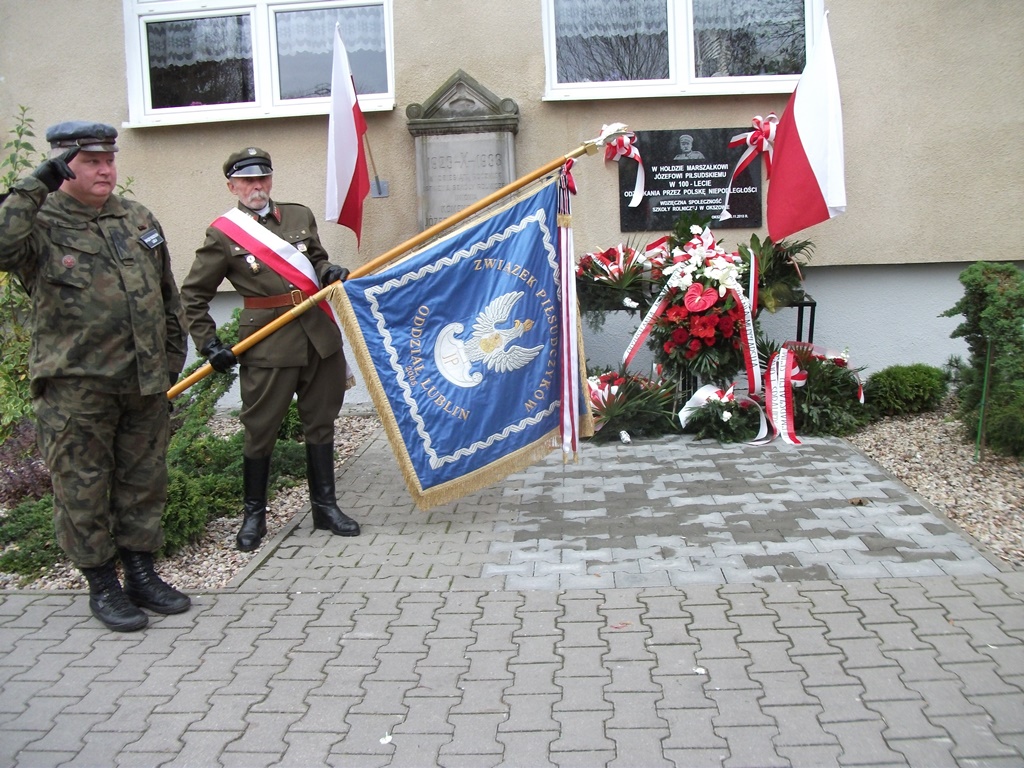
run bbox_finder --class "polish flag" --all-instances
[326,23,370,246]
[766,15,846,241]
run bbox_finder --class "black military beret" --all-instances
[224,147,273,178]
[45,121,119,152]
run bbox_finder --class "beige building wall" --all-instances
[1,0,1021,291]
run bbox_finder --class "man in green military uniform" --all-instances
[181,147,360,552]
[0,121,191,632]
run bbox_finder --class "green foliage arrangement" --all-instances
[738,234,814,314]
[682,396,761,443]
[790,349,869,436]
[942,261,1024,457]
[864,364,947,417]
[586,368,678,442]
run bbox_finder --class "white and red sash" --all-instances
[211,207,339,325]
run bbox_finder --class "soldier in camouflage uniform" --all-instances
[181,147,360,553]
[0,121,191,632]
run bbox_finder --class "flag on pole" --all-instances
[326,23,370,245]
[766,14,846,241]
[331,178,592,509]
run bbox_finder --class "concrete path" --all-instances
[1,429,1022,767]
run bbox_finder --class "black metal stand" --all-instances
[792,295,817,343]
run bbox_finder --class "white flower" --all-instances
[622,297,639,309]
[690,225,702,235]
[721,410,733,422]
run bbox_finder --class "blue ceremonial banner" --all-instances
[333,179,587,508]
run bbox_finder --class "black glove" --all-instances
[169,372,179,386]
[323,264,350,285]
[200,337,237,374]
[31,147,79,193]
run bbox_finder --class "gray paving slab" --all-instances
[1,427,1022,767]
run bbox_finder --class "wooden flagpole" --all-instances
[168,126,624,400]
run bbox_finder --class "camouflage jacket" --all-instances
[0,177,187,396]
[182,200,343,368]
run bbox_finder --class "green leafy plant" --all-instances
[738,233,814,314]
[942,261,1024,457]
[586,367,678,441]
[0,106,43,189]
[789,347,868,436]
[0,108,44,442]
[864,364,947,417]
[682,395,761,443]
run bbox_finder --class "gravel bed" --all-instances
[2,401,1021,591]
[846,398,1023,569]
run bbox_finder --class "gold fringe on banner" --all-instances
[330,175,593,510]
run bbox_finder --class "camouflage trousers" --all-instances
[33,380,168,568]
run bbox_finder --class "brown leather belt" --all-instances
[243,290,310,309]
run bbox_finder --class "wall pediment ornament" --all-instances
[406,70,519,136]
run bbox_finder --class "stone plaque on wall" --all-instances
[617,128,763,231]
[408,70,519,230]
[417,133,514,228]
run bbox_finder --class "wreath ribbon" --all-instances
[604,133,646,208]
[719,113,778,221]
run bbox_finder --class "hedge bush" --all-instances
[865,364,947,417]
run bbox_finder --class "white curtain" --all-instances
[276,6,385,56]
[553,0,667,39]
[692,0,803,33]
[147,15,251,68]
[146,6,384,69]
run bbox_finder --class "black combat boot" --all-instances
[80,560,148,632]
[236,455,271,552]
[306,443,360,536]
[119,549,192,615]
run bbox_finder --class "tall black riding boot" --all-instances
[306,443,360,536]
[119,549,191,615]
[80,560,148,632]
[237,455,271,552]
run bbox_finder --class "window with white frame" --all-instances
[123,0,394,127]
[541,0,822,100]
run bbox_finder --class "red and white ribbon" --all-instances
[604,133,646,208]
[620,236,673,368]
[558,165,581,459]
[763,346,807,444]
[719,113,778,221]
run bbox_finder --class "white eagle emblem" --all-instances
[434,291,543,388]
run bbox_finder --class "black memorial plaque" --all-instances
[617,128,762,231]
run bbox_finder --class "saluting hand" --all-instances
[31,147,79,193]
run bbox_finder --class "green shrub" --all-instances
[0,496,60,583]
[865,364,947,416]
[942,261,1024,457]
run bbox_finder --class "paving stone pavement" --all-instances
[1,428,1022,767]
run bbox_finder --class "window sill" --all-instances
[123,99,394,129]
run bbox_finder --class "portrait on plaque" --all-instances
[618,128,762,232]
